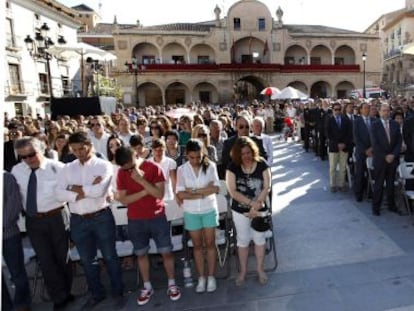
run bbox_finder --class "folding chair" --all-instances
[397,162,414,215]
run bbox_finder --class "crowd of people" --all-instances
[289,96,414,216]
[3,95,414,310]
[2,102,274,310]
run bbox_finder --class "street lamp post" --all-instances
[24,23,66,99]
[125,57,142,106]
[362,52,367,99]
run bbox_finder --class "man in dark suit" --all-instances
[326,102,352,192]
[4,123,23,172]
[370,103,402,216]
[221,115,267,176]
[316,100,331,161]
[353,102,375,201]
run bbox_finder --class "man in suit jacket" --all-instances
[370,103,402,216]
[353,103,375,201]
[403,115,414,190]
[326,102,352,192]
[221,115,267,176]
[4,123,23,172]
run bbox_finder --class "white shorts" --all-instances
[232,210,266,247]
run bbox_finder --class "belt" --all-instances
[34,206,64,218]
[72,207,109,219]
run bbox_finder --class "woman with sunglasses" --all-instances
[191,124,218,163]
[176,139,220,293]
[149,120,165,143]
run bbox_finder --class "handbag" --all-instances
[250,209,271,232]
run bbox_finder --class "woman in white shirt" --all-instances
[176,139,220,293]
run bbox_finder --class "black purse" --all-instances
[250,209,271,232]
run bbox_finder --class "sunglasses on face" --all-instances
[19,151,37,160]
[333,109,341,111]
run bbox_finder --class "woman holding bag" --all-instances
[225,136,271,286]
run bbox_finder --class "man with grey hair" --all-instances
[252,116,273,165]
[11,137,74,310]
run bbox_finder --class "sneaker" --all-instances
[167,285,181,301]
[195,277,206,293]
[206,276,217,293]
[137,288,154,306]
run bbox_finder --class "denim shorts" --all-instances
[184,209,218,231]
[128,217,172,256]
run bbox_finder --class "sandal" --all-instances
[235,277,245,287]
[258,272,268,285]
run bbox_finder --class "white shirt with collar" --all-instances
[12,158,66,213]
[176,161,219,214]
[56,155,113,215]
[88,131,110,159]
[255,133,273,165]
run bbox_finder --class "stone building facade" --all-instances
[109,0,381,106]
[365,0,414,97]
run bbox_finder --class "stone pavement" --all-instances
[25,136,414,310]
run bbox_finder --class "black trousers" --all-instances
[353,154,367,198]
[372,162,398,212]
[26,211,72,304]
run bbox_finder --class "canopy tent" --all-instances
[47,42,116,96]
[271,86,308,100]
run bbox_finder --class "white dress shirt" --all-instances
[88,132,110,159]
[56,155,113,215]
[149,156,177,201]
[255,133,274,165]
[176,161,219,214]
[12,158,66,213]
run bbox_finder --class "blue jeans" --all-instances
[2,234,31,310]
[70,209,123,299]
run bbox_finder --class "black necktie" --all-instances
[26,169,38,217]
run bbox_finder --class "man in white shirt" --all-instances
[252,117,274,166]
[56,132,124,310]
[12,137,74,310]
[88,116,110,159]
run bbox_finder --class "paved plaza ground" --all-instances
[19,135,414,310]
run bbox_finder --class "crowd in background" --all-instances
[3,95,414,310]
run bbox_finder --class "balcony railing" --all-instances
[384,49,402,60]
[122,63,360,73]
[4,81,29,97]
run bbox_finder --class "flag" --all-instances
[263,39,269,56]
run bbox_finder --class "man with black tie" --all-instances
[370,103,402,216]
[353,103,375,201]
[326,102,352,192]
[11,137,74,310]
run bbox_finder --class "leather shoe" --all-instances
[330,186,337,193]
[372,210,380,216]
[356,197,363,202]
[54,294,75,310]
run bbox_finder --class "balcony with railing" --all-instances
[384,48,402,61]
[4,80,30,98]
[118,63,360,73]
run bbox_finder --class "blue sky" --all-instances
[58,0,405,32]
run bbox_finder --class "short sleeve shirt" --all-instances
[117,160,166,219]
[227,159,269,214]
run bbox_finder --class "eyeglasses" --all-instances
[198,133,208,138]
[19,151,37,160]
[333,109,341,111]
